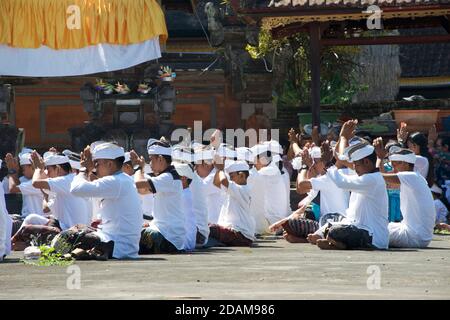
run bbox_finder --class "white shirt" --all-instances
[18,176,44,217]
[435,199,448,224]
[397,172,435,242]
[190,173,210,243]
[327,168,389,249]
[70,172,143,259]
[182,188,197,251]
[248,167,269,233]
[0,181,12,260]
[414,155,429,180]
[47,173,91,230]
[388,172,436,247]
[257,165,291,224]
[2,178,9,195]
[310,168,350,216]
[202,168,225,224]
[140,193,154,218]
[218,181,255,241]
[148,167,185,250]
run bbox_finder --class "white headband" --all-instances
[44,154,70,166]
[172,148,193,163]
[147,144,172,156]
[339,143,374,163]
[250,144,269,156]
[19,153,32,166]
[224,160,249,174]
[69,160,81,170]
[389,153,416,164]
[236,147,254,163]
[92,143,125,160]
[194,150,215,162]
[216,144,236,158]
[266,140,283,154]
[174,163,195,180]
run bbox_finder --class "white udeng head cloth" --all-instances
[388,149,416,164]
[224,160,249,174]
[216,143,236,158]
[91,142,125,160]
[19,153,32,166]
[266,140,283,154]
[43,151,70,166]
[69,160,81,170]
[339,142,375,163]
[194,149,215,162]
[172,145,193,163]
[236,147,254,163]
[174,162,195,180]
[147,139,172,156]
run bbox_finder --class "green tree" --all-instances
[246,30,365,107]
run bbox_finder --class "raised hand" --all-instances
[320,140,333,165]
[288,128,300,145]
[312,125,320,146]
[80,146,94,172]
[397,122,409,143]
[428,125,438,145]
[301,148,313,168]
[130,150,145,170]
[30,151,45,170]
[339,119,358,140]
[209,129,222,149]
[373,137,386,159]
[5,153,19,171]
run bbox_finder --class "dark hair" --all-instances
[114,156,125,168]
[148,141,172,165]
[363,150,377,166]
[161,155,172,164]
[442,136,450,148]
[238,170,250,179]
[407,132,435,186]
[48,162,72,173]
[186,178,192,186]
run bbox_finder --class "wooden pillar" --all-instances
[309,22,321,127]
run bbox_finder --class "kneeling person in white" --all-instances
[134,140,185,254]
[70,143,143,259]
[209,160,255,246]
[382,149,435,248]
[12,151,90,250]
[316,127,389,250]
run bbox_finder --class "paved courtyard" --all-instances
[1,235,449,299]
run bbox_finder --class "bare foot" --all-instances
[12,241,28,251]
[316,239,337,250]
[283,231,308,243]
[436,223,450,231]
[307,233,322,245]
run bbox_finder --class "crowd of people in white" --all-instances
[0,119,449,261]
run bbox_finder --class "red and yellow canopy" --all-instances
[0,0,169,76]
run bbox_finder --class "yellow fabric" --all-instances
[0,0,168,50]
